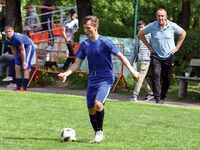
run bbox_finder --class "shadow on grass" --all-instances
[3,137,89,143]
[3,136,59,141]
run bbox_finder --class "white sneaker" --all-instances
[7,83,17,88]
[94,130,104,143]
[130,95,137,102]
[2,76,13,81]
[45,45,54,50]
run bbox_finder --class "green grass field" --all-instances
[0,90,200,150]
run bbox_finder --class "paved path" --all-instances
[0,85,200,109]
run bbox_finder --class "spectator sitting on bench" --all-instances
[0,52,16,88]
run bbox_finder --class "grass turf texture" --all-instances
[0,90,200,150]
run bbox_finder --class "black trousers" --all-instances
[151,53,175,101]
[63,42,75,69]
[41,18,54,46]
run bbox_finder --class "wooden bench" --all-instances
[175,59,200,97]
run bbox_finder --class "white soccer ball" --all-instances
[60,128,76,142]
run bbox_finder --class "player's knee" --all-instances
[15,65,21,72]
[94,100,103,111]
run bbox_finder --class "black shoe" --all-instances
[156,99,164,104]
[61,67,67,72]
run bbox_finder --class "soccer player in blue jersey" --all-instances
[58,16,139,143]
[4,25,35,91]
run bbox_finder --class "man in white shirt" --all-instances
[62,8,79,70]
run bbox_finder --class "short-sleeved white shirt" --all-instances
[62,18,79,42]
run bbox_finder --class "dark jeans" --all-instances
[151,53,175,101]
[63,42,75,69]
[41,18,54,46]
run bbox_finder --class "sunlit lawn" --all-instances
[0,90,200,150]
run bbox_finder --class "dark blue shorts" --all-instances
[15,44,35,69]
[86,81,112,108]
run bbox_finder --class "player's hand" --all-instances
[58,72,67,83]
[23,62,29,70]
[172,47,178,55]
[132,71,140,81]
[0,33,2,40]
[148,46,155,53]
[130,61,133,66]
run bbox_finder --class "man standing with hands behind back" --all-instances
[138,8,186,104]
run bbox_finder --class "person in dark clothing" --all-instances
[39,0,55,50]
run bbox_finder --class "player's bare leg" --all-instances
[23,69,30,91]
[14,65,22,91]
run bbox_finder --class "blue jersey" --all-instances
[5,32,34,52]
[5,32,35,68]
[75,35,120,85]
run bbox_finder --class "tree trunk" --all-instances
[5,0,22,32]
[76,0,92,27]
[181,0,190,30]
[193,16,200,28]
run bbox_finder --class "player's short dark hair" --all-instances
[69,8,77,14]
[137,20,146,26]
[25,4,32,9]
[156,8,167,16]
[82,16,99,26]
[4,25,14,31]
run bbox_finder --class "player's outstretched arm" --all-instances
[116,52,139,80]
[58,58,83,82]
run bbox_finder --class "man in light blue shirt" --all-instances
[138,8,186,104]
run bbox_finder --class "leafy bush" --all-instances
[74,20,133,42]
[30,71,55,86]
[174,29,200,76]
[66,73,89,89]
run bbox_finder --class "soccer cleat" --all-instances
[143,93,154,101]
[2,76,13,81]
[94,130,104,143]
[13,88,20,91]
[130,95,137,102]
[20,88,26,92]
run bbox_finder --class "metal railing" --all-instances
[23,6,76,42]
[22,6,75,28]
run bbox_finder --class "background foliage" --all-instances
[175,29,200,75]
[15,0,200,75]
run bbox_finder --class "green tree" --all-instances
[5,0,22,32]
[76,0,92,26]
